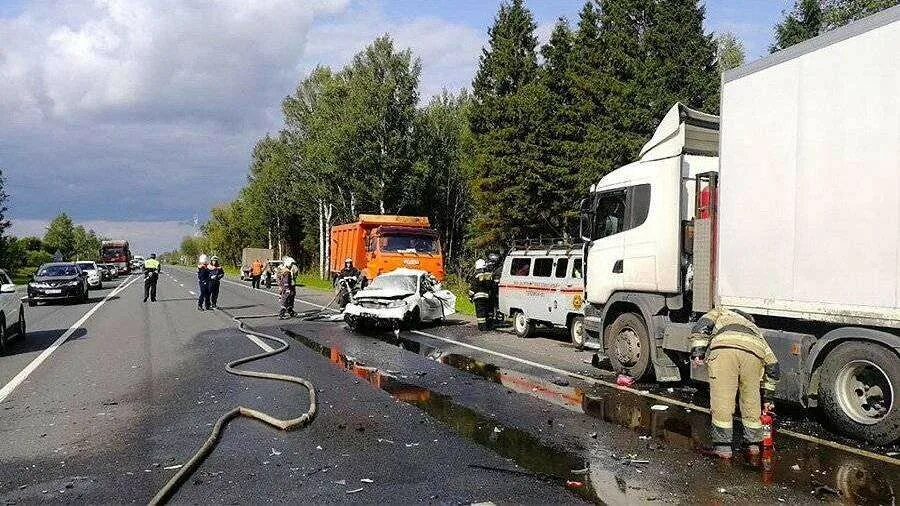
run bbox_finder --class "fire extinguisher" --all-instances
[760,406,775,448]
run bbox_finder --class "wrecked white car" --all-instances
[344,268,456,331]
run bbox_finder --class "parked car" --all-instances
[498,242,586,345]
[0,268,26,353]
[98,263,114,281]
[27,262,89,305]
[76,261,103,289]
[344,268,456,332]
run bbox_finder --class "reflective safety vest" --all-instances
[144,258,160,271]
[469,269,493,299]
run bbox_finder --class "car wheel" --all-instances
[18,306,25,338]
[604,312,652,381]
[513,312,535,338]
[0,318,6,354]
[818,341,900,445]
[570,315,586,350]
[404,307,421,329]
[97,281,103,290]
[28,299,36,307]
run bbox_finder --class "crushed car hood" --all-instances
[354,288,415,300]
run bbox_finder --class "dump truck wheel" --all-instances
[604,312,651,381]
[818,341,900,444]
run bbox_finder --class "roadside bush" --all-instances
[27,250,53,267]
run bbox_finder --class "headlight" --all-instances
[66,280,80,286]
[30,282,47,289]
[386,299,407,309]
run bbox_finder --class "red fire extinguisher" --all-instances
[760,407,775,449]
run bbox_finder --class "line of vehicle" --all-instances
[0,275,141,403]
[213,270,900,465]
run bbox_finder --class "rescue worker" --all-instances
[336,258,361,309]
[485,252,502,323]
[278,256,297,319]
[142,253,161,302]
[250,258,264,289]
[197,254,212,311]
[209,256,225,309]
[468,258,494,331]
[690,307,780,458]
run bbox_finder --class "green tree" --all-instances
[822,0,899,29]
[413,90,475,266]
[43,213,76,260]
[716,32,746,73]
[470,0,546,248]
[771,0,822,52]
[72,226,102,261]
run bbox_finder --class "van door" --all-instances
[585,189,627,304]
[553,256,571,326]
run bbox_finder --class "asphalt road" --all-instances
[1,268,898,504]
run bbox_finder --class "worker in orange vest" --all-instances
[250,258,264,289]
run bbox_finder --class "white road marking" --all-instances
[245,333,274,352]
[0,275,142,403]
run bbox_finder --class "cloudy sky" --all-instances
[1,0,789,255]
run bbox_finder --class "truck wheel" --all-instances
[818,341,900,444]
[569,315,586,350]
[604,312,652,380]
[513,312,535,338]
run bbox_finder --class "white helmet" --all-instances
[475,258,486,270]
[198,254,209,265]
[282,256,295,267]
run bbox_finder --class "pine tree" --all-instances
[470,0,546,249]
[771,0,822,52]
[567,1,606,185]
[822,0,899,30]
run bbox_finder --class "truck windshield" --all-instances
[102,247,124,260]
[379,235,438,254]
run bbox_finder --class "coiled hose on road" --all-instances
[149,308,318,505]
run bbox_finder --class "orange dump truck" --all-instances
[330,215,444,282]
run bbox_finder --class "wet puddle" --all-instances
[285,326,900,504]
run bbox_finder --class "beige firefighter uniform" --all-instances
[691,307,780,445]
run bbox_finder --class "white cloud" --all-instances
[0,0,485,252]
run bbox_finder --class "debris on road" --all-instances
[550,376,569,386]
[615,374,635,387]
[570,467,590,475]
[791,464,800,471]
[566,480,584,489]
[361,478,374,483]
[269,448,282,456]
[346,487,364,494]
[650,405,668,411]
[163,465,183,470]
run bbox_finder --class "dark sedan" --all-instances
[27,263,89,306]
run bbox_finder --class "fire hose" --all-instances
[148,308,318,505]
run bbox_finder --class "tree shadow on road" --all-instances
[1,328,87,357]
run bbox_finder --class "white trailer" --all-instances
[580,6,900,443]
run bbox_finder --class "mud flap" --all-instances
[650,315,682,382]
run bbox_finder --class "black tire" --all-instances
[512,312,535,338]
[818,341,900,444]
[403,307,421,330]
[569,315,586,350]
[0,318,6,354]
[604,312,652,381]
[28,300,36,307]
[97,281,102,290]
[18,306,25,338]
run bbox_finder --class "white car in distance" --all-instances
[76,261,103,290]
[344,268,456,332]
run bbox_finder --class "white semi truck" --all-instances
[579,6,900,443]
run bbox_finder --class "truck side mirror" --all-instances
[579,197,594,242]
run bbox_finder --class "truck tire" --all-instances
[818,341,900,444]
[569,315,586,350]
[513,312,535,338]
[604,312,652,381]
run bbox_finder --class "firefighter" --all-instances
[691,307,780,459]
[278,257,297,319]
[209,256,225,309]
[468,258,494,331]
[142,253,161,303]
[336,258,361,309]
[197,254,212,311]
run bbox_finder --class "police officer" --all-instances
[208,256,225,309]
[197,254,212,311]
[278,257,297,319]
[468,259,494,331]
[143,253,161,302]
[691,307,780,458]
